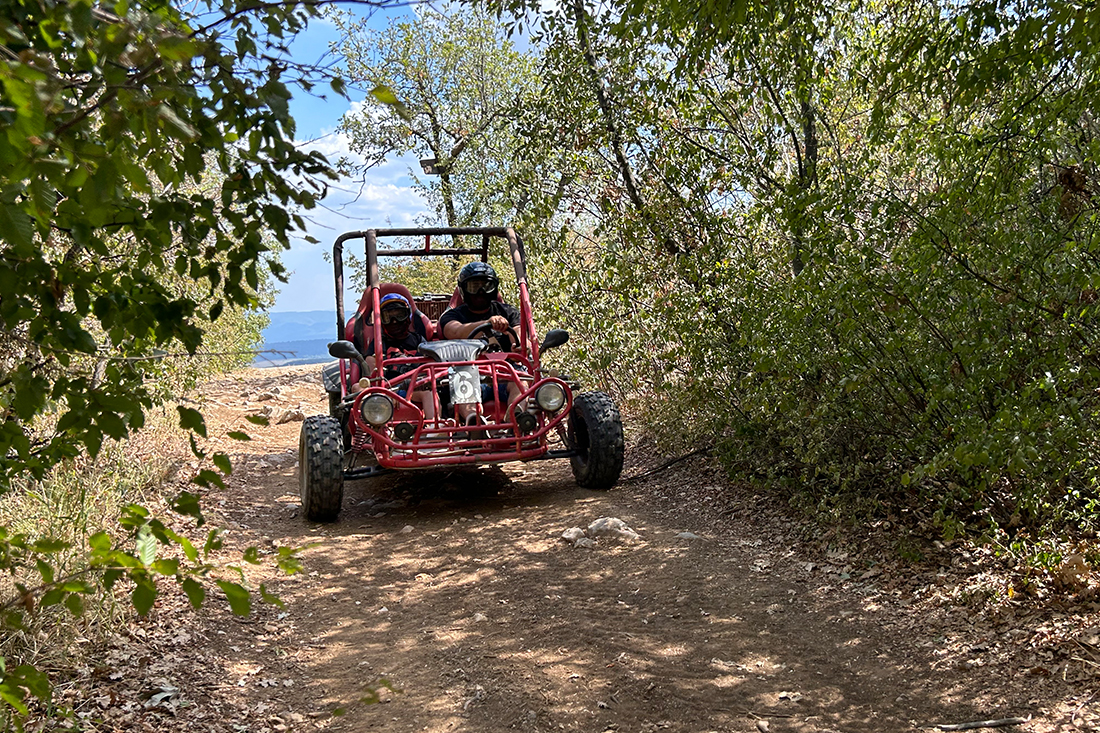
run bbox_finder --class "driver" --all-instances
[438,262,524,423]
[438,262,521,341]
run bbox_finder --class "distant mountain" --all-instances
[262,310,337,342]
[254,311,338,368]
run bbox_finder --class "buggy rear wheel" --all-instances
[299,415,345,522]
[567,391,624,489]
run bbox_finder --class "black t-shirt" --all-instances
[438,301,521,334]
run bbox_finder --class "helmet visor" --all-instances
[463,278,497,295]
[381,305,410,325]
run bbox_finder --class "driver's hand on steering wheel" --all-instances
[488,315,509,332]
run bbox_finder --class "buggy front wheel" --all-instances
[567,391,624,489]
[299,415,345,521]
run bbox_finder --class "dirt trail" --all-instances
[71,366,1096,733]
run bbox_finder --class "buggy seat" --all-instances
[344,283,434,384]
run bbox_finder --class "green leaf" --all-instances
[88,531,112,552]
[369,84,413,121]
[152,558,179,575]
[34,559,54,585]
[192,469,225,490]
[242,546,261,564]
[259,583,285,609]
[136,527,157,566]
[227,431,251,441]
[15,665,49,702]
[0,682,29,716]
[170,491,205,526]
[178,536,199,563]
[203,529,223,557]
[181,577,205,609]
[188,433,206,459]
[132,578,157,616]
[177,406,207,438]
[102,568,124,591]
[216,580,251,616]
[245,415,270,426]
[212,452,232,475]
[64,592,84,617]
[0,203,34,255]
[30,537,69,553]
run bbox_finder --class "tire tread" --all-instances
[569,391,625,489]
[299,415,345,522]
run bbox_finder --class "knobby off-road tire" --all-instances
[299,415,345,522]
[568,391,625,489]
[327,391,352,449]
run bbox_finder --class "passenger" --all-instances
[438,262,524,424]
[355,293,436,421]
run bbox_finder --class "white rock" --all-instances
[676,531,704,540]
[472,613,488,622]
[574,538,597,549]
[586,517,640,541]
[400,525,414,534]
[560,527,586,543]
[277,408,305,424]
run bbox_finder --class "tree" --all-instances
[332,3,539,227]
[0,0,403,720]
[0,0,348,483]
[489,0,1100,532]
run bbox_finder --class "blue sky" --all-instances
[276,4,430,313]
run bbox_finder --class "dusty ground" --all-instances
[43,366,1100,732]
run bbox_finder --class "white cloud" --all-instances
[273,123,431,313]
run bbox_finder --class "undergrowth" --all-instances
[0,408,181,715]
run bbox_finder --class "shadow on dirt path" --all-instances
[85,366,1086,733]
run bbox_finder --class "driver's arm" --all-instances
[442,314,510,339]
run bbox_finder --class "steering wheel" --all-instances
[469,321,520,353]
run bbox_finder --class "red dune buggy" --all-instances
[298,227,625,522]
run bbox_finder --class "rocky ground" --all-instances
[35,365,1100,732]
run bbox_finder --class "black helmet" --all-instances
[458,261,499,302]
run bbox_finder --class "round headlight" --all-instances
[360,394,394,426]
[535,382,566,412]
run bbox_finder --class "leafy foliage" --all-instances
[485,0,1100,533]
[0,0,336,486]
[0,0,372,724]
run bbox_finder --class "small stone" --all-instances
[472,613,488,622]
[676,531,703,540]
[277,408,305,424]
[575,538,597,549]
[400,525,414,534]
[586,517,640,541]
[561,527,586,543]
